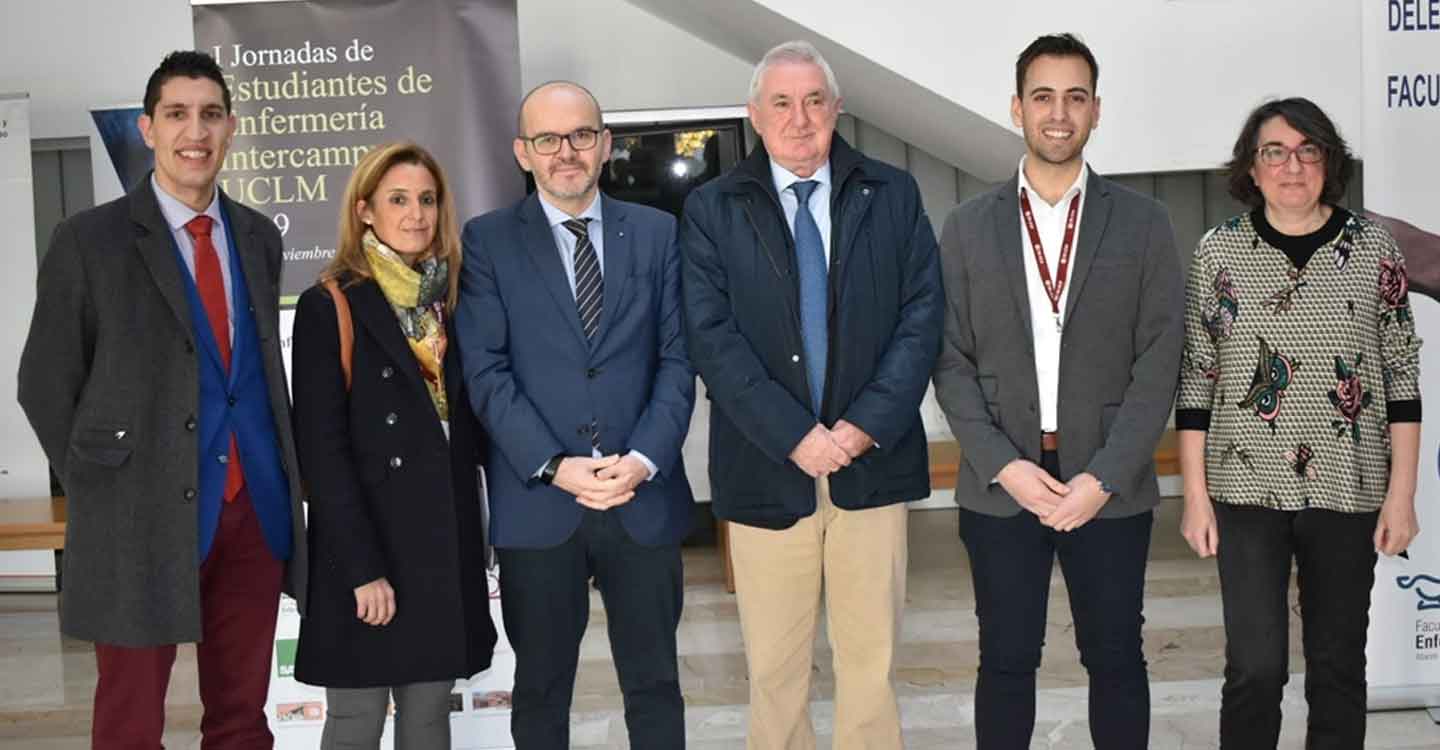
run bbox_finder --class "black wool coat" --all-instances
[291,278,496,687]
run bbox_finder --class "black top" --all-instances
[1252,205,1351,270]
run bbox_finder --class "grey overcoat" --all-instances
[17,176,307,646]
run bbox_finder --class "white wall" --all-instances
[744,0,1364,174]
[0,0,194,139]
[1,1,1365,172]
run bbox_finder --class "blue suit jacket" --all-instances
[458,193,696,548]
[173,201,292,562]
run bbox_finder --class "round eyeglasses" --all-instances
[520,128,601,156]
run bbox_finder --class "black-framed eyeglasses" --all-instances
[519,128,601,155]
[1256,143,1325,167]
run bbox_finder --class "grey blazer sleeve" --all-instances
[18,221,94,479]
[932,207,1022,489]
[1084,202,1184,489]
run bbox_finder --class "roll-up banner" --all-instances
[0,93,58,587]
[1362,0,1440,714]
[188,1,523,745]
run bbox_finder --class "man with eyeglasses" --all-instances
[456,80,695,749]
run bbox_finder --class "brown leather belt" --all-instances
[1041,431,1060,452]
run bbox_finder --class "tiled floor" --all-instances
[2,502,1437,748]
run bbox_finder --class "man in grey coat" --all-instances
[932,34,1181,749]
[17,51,306,748]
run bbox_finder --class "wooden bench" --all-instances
[0,496,67,551]
[717,431,1181,593]
[0,432,1181,592]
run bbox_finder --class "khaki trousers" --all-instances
[729,477,909,750]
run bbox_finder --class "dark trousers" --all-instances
[497,508,685,750]
[958,451,1152,750]
[91,488,284,750]
[1214,502,1378,750]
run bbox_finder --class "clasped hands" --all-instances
[553,454,650,510]
[788,420,875,478]
[997,459,1111,532]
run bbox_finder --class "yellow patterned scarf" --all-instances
[363,230,449,419]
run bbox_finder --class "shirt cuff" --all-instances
[627,450,659,481]
[1387,399,1422,424]
[1175,408,1212,431]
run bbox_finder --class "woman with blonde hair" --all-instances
[292,142,496,748]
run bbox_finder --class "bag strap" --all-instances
[321,279,354,392]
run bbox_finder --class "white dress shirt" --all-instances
[152,175,234,342]
[770,160,833,261]
[534,192,656,480]
[1016,157,1088,433]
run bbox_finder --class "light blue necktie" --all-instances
[791,180,827,415]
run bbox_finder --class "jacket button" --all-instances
[183,488,196,502]
[381,366,395,379]
[185,417,196,431]
[577,424,590,436]
[389,456,403,469]
[227,396,237,407]
[217,454,228,464]
[385,412,398,426]
[185,341,195,354]
[586,368,598,379]
[791,354,800,363]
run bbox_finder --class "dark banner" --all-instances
[194,0,523,304]
[193,2,521,744]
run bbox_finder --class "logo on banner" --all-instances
[1398,575,1440,611]
[275,638,298,678]
[1399,575,1440,661]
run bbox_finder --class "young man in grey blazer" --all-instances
[932,33,1183,749]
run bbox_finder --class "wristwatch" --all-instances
[539,454,564,485]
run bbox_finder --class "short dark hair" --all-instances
[1225,97,1355,208]
[1015,33,1098,97]
[143,50,231,117]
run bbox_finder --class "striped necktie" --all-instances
[563,218,603,341]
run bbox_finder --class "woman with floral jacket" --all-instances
[1175,97,1422,749]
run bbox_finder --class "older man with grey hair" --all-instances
[681,40,943,749]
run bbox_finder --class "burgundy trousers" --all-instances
[91,488,284,750]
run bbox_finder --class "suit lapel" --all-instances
[594,195,631,349]
[519,195,589,348]
[130,178,199,350]
[224,194,266,383]
[991,179,1033,334]
[1063,170,1112,322]
[347,280,431,395]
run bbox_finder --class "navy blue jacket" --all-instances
[681,135,943,529]
[458,193,696,548]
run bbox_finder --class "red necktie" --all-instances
[184,215,244,502]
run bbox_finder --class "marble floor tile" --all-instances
[4,503,1439,749]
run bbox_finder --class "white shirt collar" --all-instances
[1016,156,1088,209]
[151,173,222,233]
[769,159,831,199]
[537,191,603,229]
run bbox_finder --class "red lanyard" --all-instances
[1019,187,1081,332]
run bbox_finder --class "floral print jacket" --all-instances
[1177,211,1422,513]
